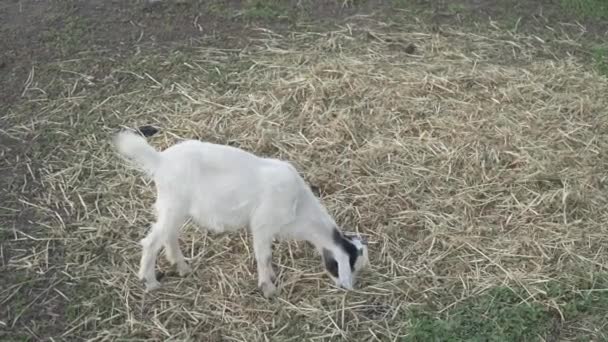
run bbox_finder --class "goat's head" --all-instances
[322,229,369,289]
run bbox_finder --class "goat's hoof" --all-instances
[260,282,278,298]
[177,263,192,277]
[144,280,161,292]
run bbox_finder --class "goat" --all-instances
[113,128,369,297]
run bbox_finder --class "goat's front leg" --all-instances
[252,231,277,298]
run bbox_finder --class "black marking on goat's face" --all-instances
[333,228,359,272]
[322,229,369,282]
[138,125,159,137]
[322,248,339,278]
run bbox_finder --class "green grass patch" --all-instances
[242,0,290,19]
[447,3,467,13]
[561,0,608,19]
[546,273,608,338]
[405,274,608,341]
[391,0,425,9]
[592,45,608,77]
[406,287,551,341]
[40,16,93,55]
[205,0,233,17]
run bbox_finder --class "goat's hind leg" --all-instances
[164,228,191,276]
[139,203,187,292]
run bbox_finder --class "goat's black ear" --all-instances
[137,125,159,137]
[322,248,339,278]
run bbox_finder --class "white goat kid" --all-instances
[113,129,369,297]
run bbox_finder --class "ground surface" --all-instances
[1,0,608,341]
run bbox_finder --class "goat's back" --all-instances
[153,139,304,233]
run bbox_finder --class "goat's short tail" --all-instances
[113,130,161,176]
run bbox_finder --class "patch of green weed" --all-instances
[447,3,467,13]
[406,274,608,341]
[40,16,93,55]
[243,0,289,19]
[406,287,550,341]
[560,0,608,19]
[391,0,411,7]
[591,46,608,77]
[206,0,232,17]
[545,273,608,337]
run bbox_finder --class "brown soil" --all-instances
[2,0,606,108]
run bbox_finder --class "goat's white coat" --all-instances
[114,131,367,296]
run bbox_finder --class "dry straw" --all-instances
[2,15,608,340]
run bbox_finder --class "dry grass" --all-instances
[2,14,608,340]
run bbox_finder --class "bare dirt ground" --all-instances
[1,0,607,340]
[2,0,606,108]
